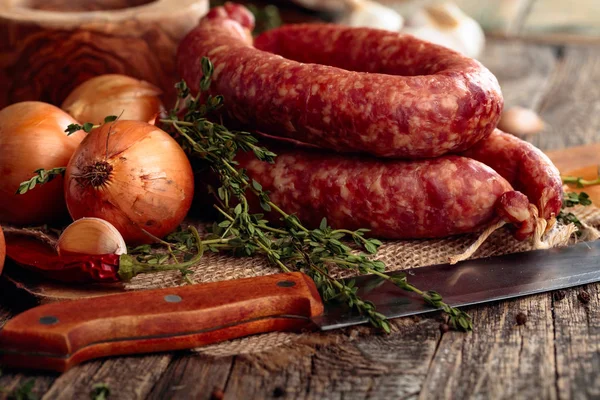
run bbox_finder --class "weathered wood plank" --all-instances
[222,319,440,399]
[146,353,234,400]
[454,0,533,35]
[553,283,600,399]
[416,39,560,400]
[523,0,600,38]
[535,46,600,150]
[418,297,557,399]
[42,355,172,400]
[479,40,557,110]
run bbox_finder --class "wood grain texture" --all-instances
[454,0,533,35]
[0,0,208,108]
[547,143,600,172]
[523,0,600,38]
[42,355,172,400]
[480,40,557,110]
[222,318,441,400]
[552,284,600,400]
[535,46,600,151]
[419,298,557,399]
[146,354,234,400]
[0,272,323,372]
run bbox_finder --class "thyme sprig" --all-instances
[157,57,472,332]
[557,191,593,235]
[65,115,118,136]
[16,167,66,195]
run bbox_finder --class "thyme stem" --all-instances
[562,175,600,187]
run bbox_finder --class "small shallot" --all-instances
[62,74,164,125]
[57,218,127,256]
[497,107,545,136]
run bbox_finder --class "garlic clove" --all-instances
[401,2,485,59]
[57,218,127,256]
[338,0,404,31]
[497,106,545,136]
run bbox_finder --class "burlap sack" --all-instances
[122,204,600,357]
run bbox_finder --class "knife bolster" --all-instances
[0,272,324,372]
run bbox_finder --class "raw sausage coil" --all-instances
[237,148,514,239]
[177,4,503,158]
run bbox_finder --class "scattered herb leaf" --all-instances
[557,191,593,236]
[16,167,67,195]
[90,383,110,400]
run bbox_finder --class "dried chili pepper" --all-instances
[3,228,203,284]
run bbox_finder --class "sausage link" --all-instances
[177,4,503,158]
[236,148,513,239]
[461,129,563,234]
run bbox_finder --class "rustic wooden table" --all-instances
[3,2,600,399]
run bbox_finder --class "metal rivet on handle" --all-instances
[277,280,296,288]
[39,316,59,325]
[164,295,182,303]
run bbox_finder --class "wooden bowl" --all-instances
[0,0,208,108]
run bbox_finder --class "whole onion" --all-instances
[61,75,164,125]
[64,120,194,245]
[0,226,5,276]
[0,102,85,225]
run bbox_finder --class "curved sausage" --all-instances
[461,129,563,238]
[177,4,503,159]
[237,148,514,239]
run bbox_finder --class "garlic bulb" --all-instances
[62,74,163,125]
[497,107,545,136]
[401,2,485,58]
[57,218,127,256]
[338,0,404,32]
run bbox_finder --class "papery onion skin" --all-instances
[0,102,85,225]
[0,226,5,276]
[61,74,164,125]
[64,120,194,245]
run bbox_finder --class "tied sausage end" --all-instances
[462,129,563,239]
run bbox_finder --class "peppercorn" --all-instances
[553,290,566,301]
[578,291,591,304]
[515,312,527,325]
[439,323,450,333]
[211,388,225,400]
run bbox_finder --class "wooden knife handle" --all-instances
[0,272,324,372]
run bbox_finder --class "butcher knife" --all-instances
[1,239,600,372]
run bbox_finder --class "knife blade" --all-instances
[1,240,599,372]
